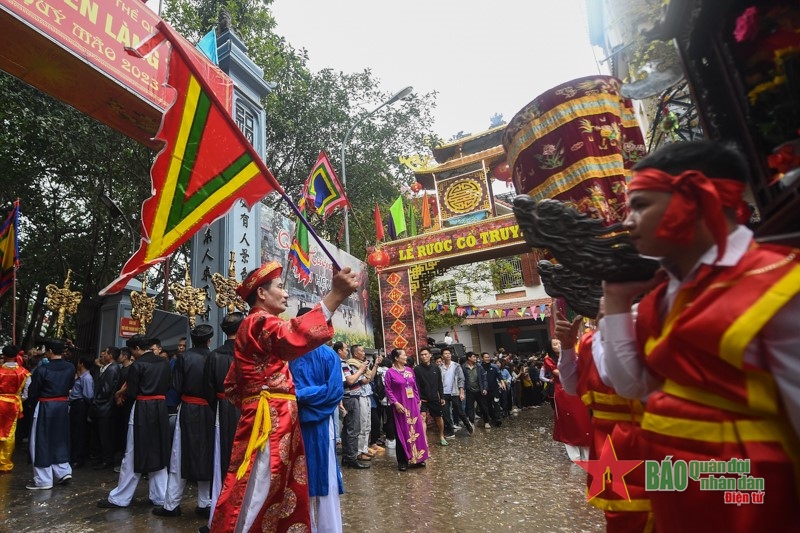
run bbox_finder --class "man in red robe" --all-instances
[557,317,653,532]
[603,141,800,530]
[210,261,359,532]
[543,339,591,461]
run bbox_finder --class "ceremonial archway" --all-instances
[375,213,535,355]
[372,124,552,355]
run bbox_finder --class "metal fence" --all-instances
[495,257,524,291]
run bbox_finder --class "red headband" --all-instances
[236,261,283,301]
[628,168,746,261]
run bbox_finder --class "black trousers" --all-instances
[114,402,133,458]
[395,433,409,466]
[521,386,536,407]
[445,394,470,433]
[464,389,482,424]
[500,387,513,416]
[382,405,396,441]
[442,396,454,434]
[370,406,382,445]
[478,394,503,427]
[341,396,360,462]
[96,415,115,464]
[69,399,89,463]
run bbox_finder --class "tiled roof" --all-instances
[415,145,506,176]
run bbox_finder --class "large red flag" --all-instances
[100,24,283,295]
[374,203,385,241]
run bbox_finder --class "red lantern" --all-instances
[507,326,521,342]
[492,162,512,182]
[427,194,438,217]
[367,249,391,268]
[410,181,423,193]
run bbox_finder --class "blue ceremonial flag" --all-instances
[303,151,350,220]
[196,29,218,65]
[385,214,397,240]
[0,200,20,299]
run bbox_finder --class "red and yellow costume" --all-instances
[636,243,800,531]
[211,262,335,533]
[544,355,592,447]
[575,331,653,533]
[210,305,334,532]
[0,361,30,472]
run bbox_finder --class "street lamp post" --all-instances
[340,85,413,254]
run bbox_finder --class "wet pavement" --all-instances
[0,407,603,532]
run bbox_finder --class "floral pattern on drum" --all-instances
[503,75,647,226]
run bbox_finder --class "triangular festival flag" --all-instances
[409,204,418,237]
[0,200,20,299]
[196,29,218,65]
[303,151,349,220]
[287,198,312,286]
[386,214,397,240]
[374,203,385,241]
[421,191,432,228]
[100,24,283,295]
[389,196,407,236]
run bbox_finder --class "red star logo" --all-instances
[575,435,643,502]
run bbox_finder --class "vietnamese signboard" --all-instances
[4,0,170,108]
[119,316,139,338]
[379,214,528,270]
[0,0,232,147]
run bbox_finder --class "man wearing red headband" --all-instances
[211,261,359,533]
[602,141,800,531]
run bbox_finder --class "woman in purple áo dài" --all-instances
[383,348,430,472]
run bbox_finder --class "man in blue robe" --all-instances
[289,308,344,533]
[27,339,76,489]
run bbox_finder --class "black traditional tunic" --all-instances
[204,339,240,475]
[173,346,214,481]
[92,363,120,418]
[126,351,171,473]
[29,359,75,467]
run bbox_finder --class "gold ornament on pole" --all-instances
[45,269,82,338]
[130,275,156,334]
[211,251,247,313]
[171,266,207,328]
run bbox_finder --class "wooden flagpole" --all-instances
[11,264,16,346]
[11,199,19,346]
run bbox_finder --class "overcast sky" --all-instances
[146,0,603,140]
